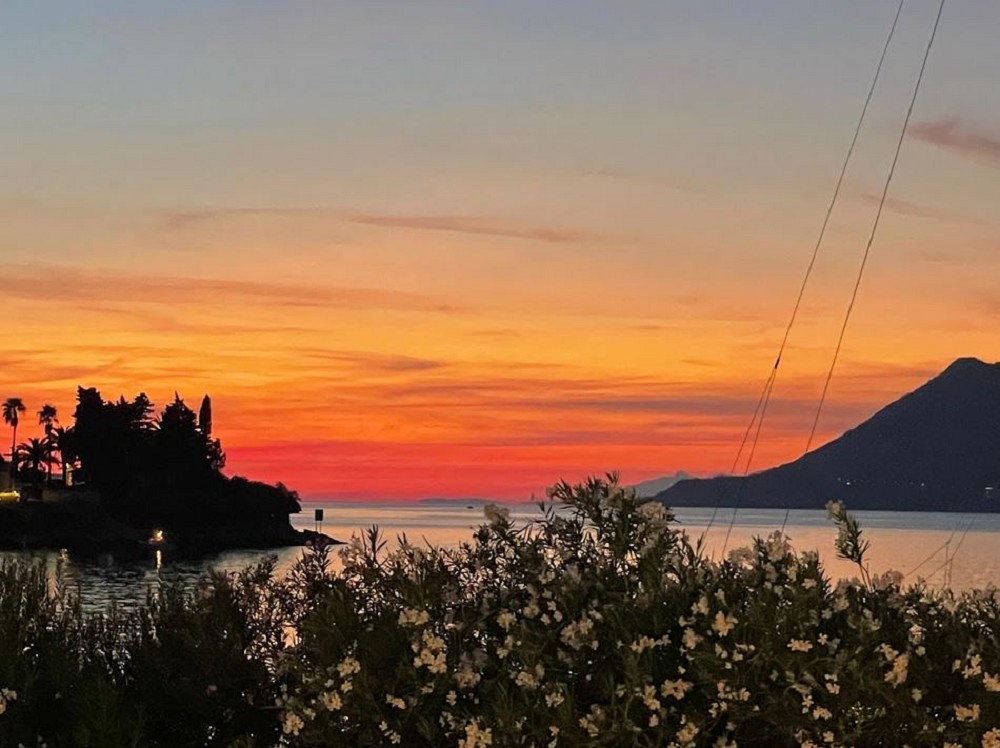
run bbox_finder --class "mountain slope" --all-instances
[633,471,691,498]
[656,358,1000,512]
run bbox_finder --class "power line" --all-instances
[700,367,776,547]
[801,0,946,458]
[700,0,907,553]
[781,0,947,536]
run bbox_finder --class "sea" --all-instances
[5,503,1000,612]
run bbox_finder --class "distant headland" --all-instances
[0,388,332,553]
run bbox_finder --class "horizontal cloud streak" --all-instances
[162,206,634,245]
[853,190,993,227]
[910,117,1000,166]
[305,350,446,373]
[0,263,461,313]
[341,212,633,245]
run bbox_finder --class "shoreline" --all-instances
[0,499,341,555]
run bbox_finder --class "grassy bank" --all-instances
[2,477,1000,747]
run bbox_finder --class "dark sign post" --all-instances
[314,508,324,534]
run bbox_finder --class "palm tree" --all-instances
[15,438,52,484]
[38,404,57,434]
[37,405,58,483]
[2,398,25,480]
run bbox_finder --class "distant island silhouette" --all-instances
[656,357,1000,512]
[418,497,507,506]
[0,387,329,553]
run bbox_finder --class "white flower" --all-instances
[963,653,983,679]
[885,652,909,686]
[412,629,448,674]
[321,691,343,711]
[578,707,604,738]
[515,664,544,690]
[337,656,361,677]
[0,688,16,716]
[955,703,980,722]
[676,722,699,744]
[459,720,494,748]
[661,679,693,700]
[399,607,430,627]
[682,628,703,650]
[712,611,738,637]
[788,639,813,653]
[560,616,595,650]
[282,712,305,736]
[764,531,791,561]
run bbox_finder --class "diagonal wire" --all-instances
[707,0,909,555]
[700,367,776,547]
[780,0,947,536]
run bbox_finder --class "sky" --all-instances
[2,1,999,500]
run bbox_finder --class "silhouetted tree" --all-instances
[15,437,54,485]
[2,397,25,480]
[38,404,57,434]
[37,405,58,483]
[65,385,291,538]
[199,395,213,438]
[72,387,156,509]
[50,426,76,485]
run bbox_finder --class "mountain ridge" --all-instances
[655,358,1000,512]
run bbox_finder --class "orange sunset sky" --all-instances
[3,2,999,500]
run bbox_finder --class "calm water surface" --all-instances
[6,503,1000,612]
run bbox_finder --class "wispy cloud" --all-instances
[342,212,631,245]
[305,350,446,373]
[0,263,462,313]
[162,207,324,230]
[853,190,993,227]
[910,117,1000,166]
[161,206,633,245]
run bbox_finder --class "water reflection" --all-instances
[5,504,1000,612]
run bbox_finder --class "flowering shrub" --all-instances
[5,476,1000,746]
[279,478,1000,747]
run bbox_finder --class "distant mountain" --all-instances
[418,497,505,506]
[633,471,692,498]
[656,358,1000,512]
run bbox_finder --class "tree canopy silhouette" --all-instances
[69,387,298,539]
[2,397,25,478]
